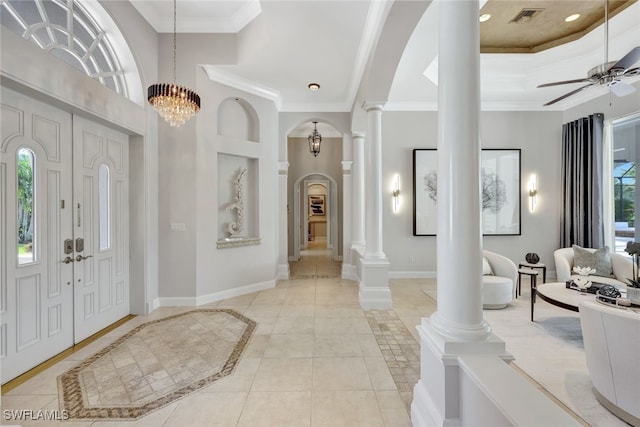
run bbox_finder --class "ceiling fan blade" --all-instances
[607,46,640,72]
[623,67,640,77]
[610,80,637,97]
[537,78,590,88]
[543,83,597,106]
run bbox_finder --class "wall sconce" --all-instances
[528,174,538,212]
[392,174,401,213]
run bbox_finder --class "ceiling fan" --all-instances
[537,1,640,106]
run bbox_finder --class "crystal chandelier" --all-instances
[308,121,322,157]
[147,0,200,127]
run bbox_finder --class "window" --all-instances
[612,115,639,253]
[1,0,128,97]
[17,148,36,265]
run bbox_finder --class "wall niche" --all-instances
[217,97,260,143]
[217,153,260,248]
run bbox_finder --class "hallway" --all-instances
[289,240,342,279]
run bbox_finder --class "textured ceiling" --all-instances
[480,0,636,53]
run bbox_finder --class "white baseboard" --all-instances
[158,279,276,307]
[148,298,160,313]
[389,271,437,279]
[277,263,290,281]
[387,271,554,281]
[157,296,198,306]
[197,279,276,306]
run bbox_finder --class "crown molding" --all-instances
[202,65,282,109]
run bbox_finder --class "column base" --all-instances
[341,263,358,281]
[411,318,512,427]
[358,257,391,309]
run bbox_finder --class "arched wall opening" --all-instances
[286,121,343,263]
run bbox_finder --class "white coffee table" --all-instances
[531,282,595,321]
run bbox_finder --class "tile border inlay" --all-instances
[365,310,421,410]
[57,309,256,420]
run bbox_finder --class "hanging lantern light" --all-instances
[308,121,322,157]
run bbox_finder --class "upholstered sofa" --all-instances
[482,250,518,309]
[579,300,640,426]
[554,247,633,290]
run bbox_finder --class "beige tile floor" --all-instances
[0,249,626,427]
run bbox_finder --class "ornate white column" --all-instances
[341,160,355,279]
[358,104,391,309]
[352,132,366,247]
[412,1,509,425]
[364,104,385,259]
[277,161,290,279]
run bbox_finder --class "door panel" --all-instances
[72,116,129,342]
[1,87,74,384]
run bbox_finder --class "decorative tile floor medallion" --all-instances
[57,309,256,420]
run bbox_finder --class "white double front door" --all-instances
[0,87,130,383]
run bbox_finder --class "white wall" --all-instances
[156,33,237,300]
[195,75,279,299]
[382,110,563,275]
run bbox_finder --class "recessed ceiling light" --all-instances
[308,83,320,91]
[565,14,580,22]
[479,13,491,22]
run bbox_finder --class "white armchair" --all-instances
[554,247,632,290]
[579,300,640,425]
[482,250,518,309]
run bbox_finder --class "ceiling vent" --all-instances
[510,8,544,23]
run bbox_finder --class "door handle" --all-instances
[62,256,74,264]
[76,255,93,262]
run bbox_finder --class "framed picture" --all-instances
[413,148,521,236]
[308,194,325,216]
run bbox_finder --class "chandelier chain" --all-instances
[173,0,177,83]
[146,0,201,127]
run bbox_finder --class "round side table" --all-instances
[518,261,546,296]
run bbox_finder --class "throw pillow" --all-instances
[572,245,614,278]
[482,257,493,275]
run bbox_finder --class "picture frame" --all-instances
[413,148,521,236]
[308,194,325,216]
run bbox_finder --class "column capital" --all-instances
[361,102,385,112]
[342,161,353,173]
[352,131,366,139]
[277,162,289,175]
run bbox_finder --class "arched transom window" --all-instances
[1,0,129,98]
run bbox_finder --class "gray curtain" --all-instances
[560,113,604,248]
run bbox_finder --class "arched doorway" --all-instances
[292,173,340,261]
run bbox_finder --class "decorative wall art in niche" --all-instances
[217,154,260,249]
[413,148,521,236]
[308,194,325,216]
[226,168,247,238]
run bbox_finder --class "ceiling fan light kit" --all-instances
[537,1,640,106]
